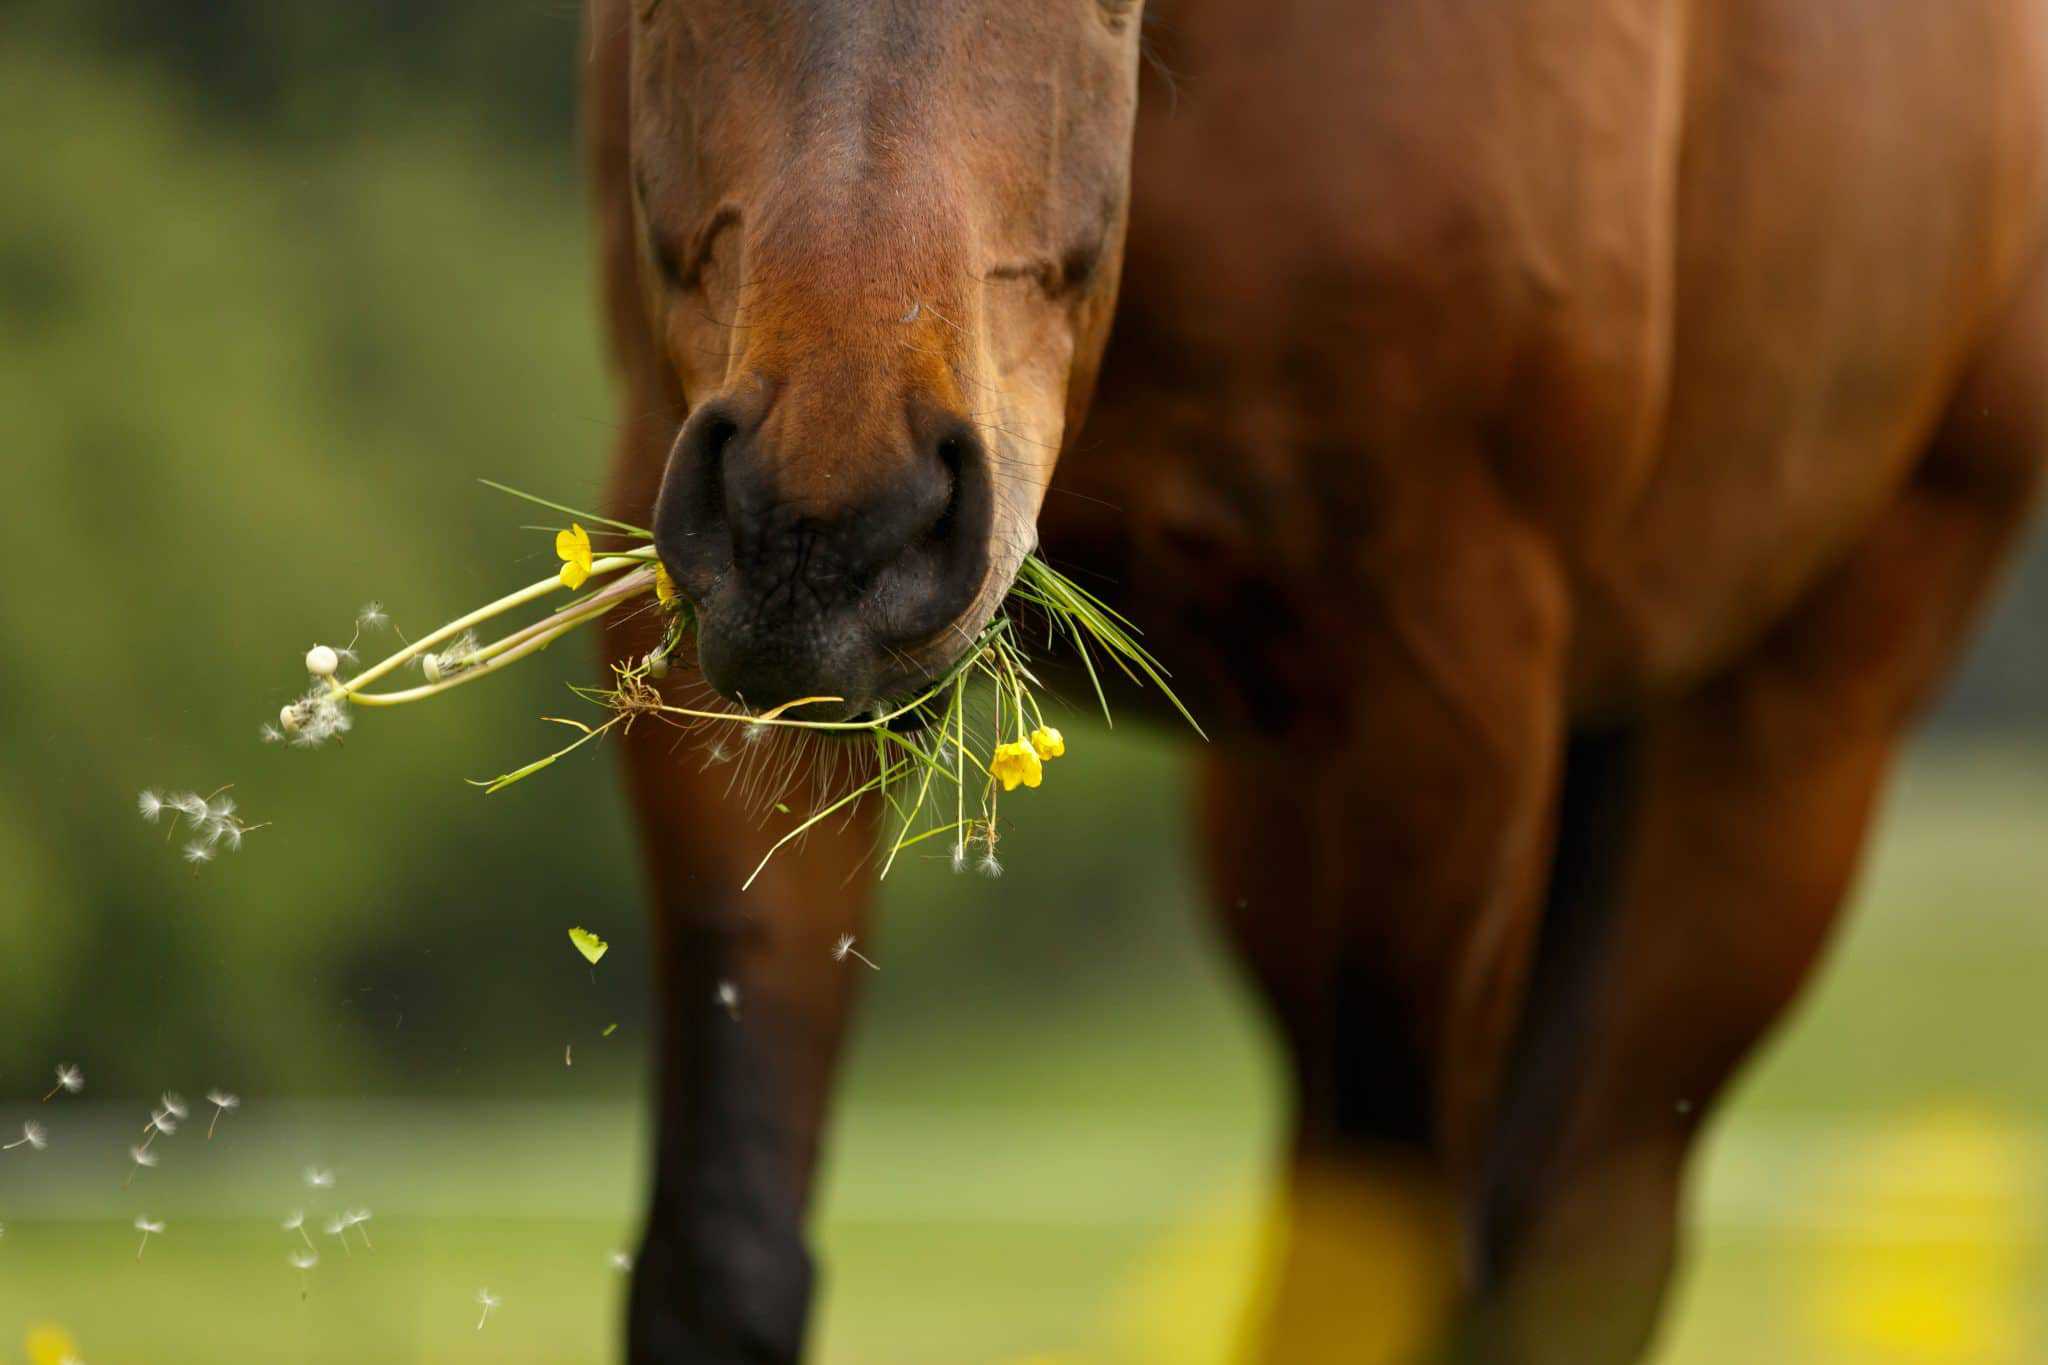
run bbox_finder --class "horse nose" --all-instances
[651,384,991,707]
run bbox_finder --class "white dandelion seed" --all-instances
[832,934,880,971]
[205,1090,239,1139]
[283,1210,315,1251]
[357,601,388,631]
[977,852,1003,879]
[609,1249,633,1272]
[160,1092,188,1121]
[183,841,214,865]
[138,790,165,823]
[43,1063,83,1101]
[259,722,284,744]
[304,1166,335,1190]
[125,1144,158,1186]
[476,1288,502,1330]
[716,980,741,1019]
[3,1123,45,1152]
[950,842,969,874]
[170,792,208,819]
[134,1215,165,1257]
[343,1207,374,1250]
[324,1215,352,1257]
[290,1247,318,1295]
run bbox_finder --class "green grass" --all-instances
[7,742,2048,1361]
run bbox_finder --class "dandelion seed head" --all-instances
[183,841,214,865]
[305,645,340,678]
[171,792,208,817]
[344,1207,372,1228]
[128,1144,158,1168]
[290,1249,319,1271]
[160,1092,188,1120]
[477,1289,501,1308]
[977,852,1003,879]
[283,1211,305,1231]
[134,1216,164,1235]
[138,790,164,822]
[53,1064,83,1094]
[324,1216,346,1237]
[357,602,388,631]
[832,934,856,962]
[207,1090,239,1112]
[950,842,969,874]
[16,1122,47,1150]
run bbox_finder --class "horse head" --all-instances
[632,0,1144,714]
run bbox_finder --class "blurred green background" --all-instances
[3,5,2047,1361]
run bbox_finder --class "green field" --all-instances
[4,744,2046,1363]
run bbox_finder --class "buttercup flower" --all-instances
[989,741,1043,792]
[556,523,594,590]
[1028,726,1065,761]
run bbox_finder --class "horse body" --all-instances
[589,1,2048,1359]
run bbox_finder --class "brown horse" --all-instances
[587,1,2048,1360]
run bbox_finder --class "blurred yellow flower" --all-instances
[556,522,594,589]
[654,561,680,609]
[25,1323,80,1365]
[990,740,1043,792]
[1029,726,1065,761]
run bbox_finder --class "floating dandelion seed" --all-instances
[4,1123,47,1152]
[205,1090,239,1139]
[832,935,879,971]
[977,852,1003,879]
[289,1247,318,1296]
[138,790,164,823]
[134,1215,165,1258]
[42,1064,82,1101]
[343,1208,374,1250]
[125,1144,158,1185]
[142,1107,177,1144]
[476,1288,502,1330]
[609,1250,633,1272]
[171,792,208,819]
[304,1166,335,1189]
[357,601,388,631]
[716,980,741,1019]
[183,842,214,865]
[324,1215,352,1258]
[159,1093,188,1121]
[283,1211,315,1251]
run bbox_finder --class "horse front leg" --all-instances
[609,655,876,1363]
[1198,488,1573,1362]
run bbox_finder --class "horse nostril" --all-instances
[653,397,753,595]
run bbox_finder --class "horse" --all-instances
[585,1,2048,1359]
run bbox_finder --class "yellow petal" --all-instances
[560,559,590,590]
[1029,726,1065,761]
[554,524,588,563]
[568,926,609,966]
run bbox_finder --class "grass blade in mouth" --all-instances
[272,486,1199,884]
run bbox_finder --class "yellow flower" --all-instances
[990,740,1043,792]
[25,1324,80,1365]
[1029,726,1065,761]
[654,561,681,609]
[556,523,594,590]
